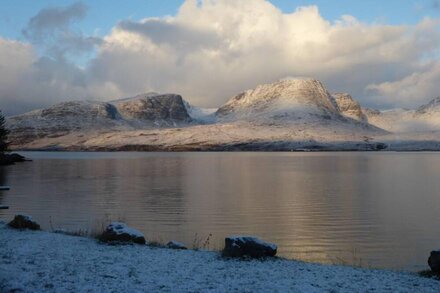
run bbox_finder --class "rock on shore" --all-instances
[1,223,439,292]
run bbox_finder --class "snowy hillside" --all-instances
[364,97,440,133]
[7,94,193,146]
[216,79,340,122]
[6,78,440,151]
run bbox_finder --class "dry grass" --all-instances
[329,247,370,269]
[50,214,127,240]
[191,233,213,250]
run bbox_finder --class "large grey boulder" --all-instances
[99,222,146,244]
[428,250,440,272]
[222,236,277,258]
[8,214,40,230]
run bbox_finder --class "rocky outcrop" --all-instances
[333,93,367,122]
[0,153,28,165]
[222,236,277,258]
[113,94,191,123]
[216,79,340,121]
[99,222,146,244]
[8,214,40,230]
[428,250,440,272]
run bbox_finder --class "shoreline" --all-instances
[8,148,440,153]
[8,139,440,152]
[0,223,438,292]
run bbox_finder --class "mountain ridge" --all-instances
[6,78,440,151]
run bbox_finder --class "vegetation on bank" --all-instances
[0,111,30,165]
[0,110,9,154]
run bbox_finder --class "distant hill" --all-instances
[6,79,440,151]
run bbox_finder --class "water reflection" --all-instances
[1,152,440,271]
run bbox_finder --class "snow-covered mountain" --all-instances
[364,97,440,133]
[5,78,440,151]
[7,93,192,146]
[216,79,340,122]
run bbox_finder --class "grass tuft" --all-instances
[192,233,212,250]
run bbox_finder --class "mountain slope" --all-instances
[364,97,440,133]
[333,93,367,122]
[216,79,340,122]
[7,94,192,146]
[6,78,392,151]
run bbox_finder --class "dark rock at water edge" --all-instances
[0,153,30,165]
[428,250,440,272]
[167,241,187,250]
[223,236,277,258]
[99,222,146,245]
[8,214,41,230]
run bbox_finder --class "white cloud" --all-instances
[1,0,440,115]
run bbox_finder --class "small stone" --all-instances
[99,222,145,245]
[8,215,40,230]
[166,241,187,250]
[222,236,277,258]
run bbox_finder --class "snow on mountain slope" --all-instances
[364,108,415,133]
[183,101,217,123]
[333,93,367,122]
[6,78,391,151]
[365,97,440,133]
[7,94,193,146]
[7,101,128,146]
[216,79,340,122]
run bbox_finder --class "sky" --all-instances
[1,0,440,115]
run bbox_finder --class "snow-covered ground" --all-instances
[0,223,438,292]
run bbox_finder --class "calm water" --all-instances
[1,152,440,271]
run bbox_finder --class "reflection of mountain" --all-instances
[0,154,188,233]
[3,153,440,269]
[179,153,440,269]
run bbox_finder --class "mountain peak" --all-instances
[216,78,339,120]
[416,97,440,114]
